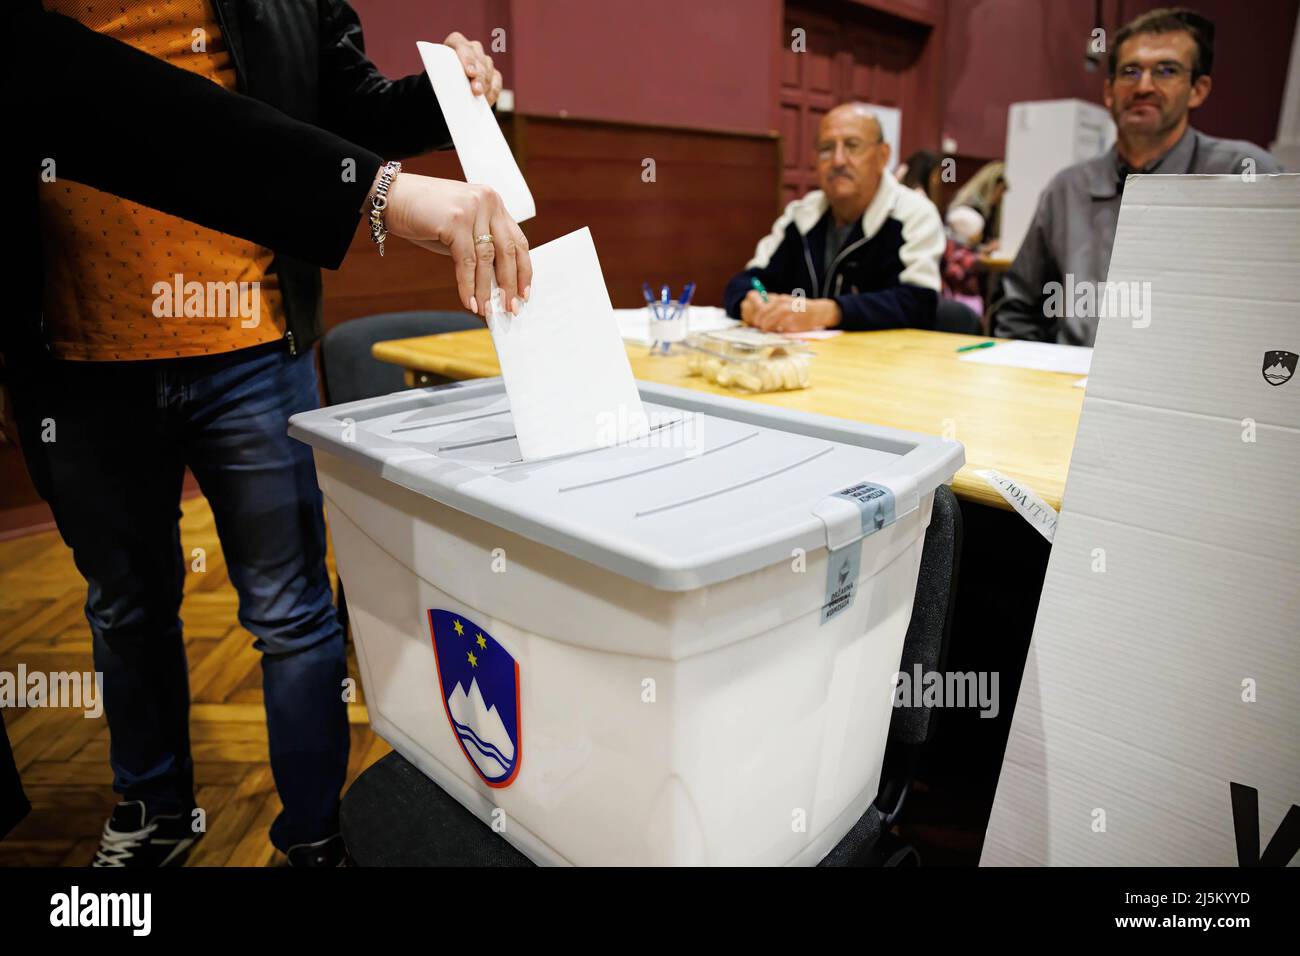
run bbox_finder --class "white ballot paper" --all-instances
[487,228,649,460]
[613,306,735,345]
[417,41,535,222]
[959,340,1093,375]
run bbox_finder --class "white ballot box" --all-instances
[290,380,962,865]
[982,175,1300,866]
[1000,98,1116,259]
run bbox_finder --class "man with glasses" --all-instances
[992,8,1280,345]
[724,102,944,333]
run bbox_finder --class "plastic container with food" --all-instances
[684,327,813,393]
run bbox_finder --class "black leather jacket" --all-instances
[209,0,452,354]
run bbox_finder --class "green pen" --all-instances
[750,277,770,303]
[956,340,996,353]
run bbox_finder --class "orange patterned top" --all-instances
[39,0,285,360]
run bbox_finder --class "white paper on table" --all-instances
[788,329,844,340]
[487,228,648,460]
[416,41,535,222]
[613,306,735,345]
[959,340,1093,375]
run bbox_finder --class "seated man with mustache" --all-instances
[724,103,945,334]
[992,7,1280,346]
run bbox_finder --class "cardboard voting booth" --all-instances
[982,174,1300,866]
[1000,99,1116,259]
[290,380,962,865]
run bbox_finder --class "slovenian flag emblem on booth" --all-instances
[427,609,521,787]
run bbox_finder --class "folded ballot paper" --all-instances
[486,228,650,460]
[418,43,645,459]
[417,41,535,222]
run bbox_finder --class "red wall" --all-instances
[350,0,782,135]
[943,0,1298,160]
[509,0,782,133]
[347,0,513,83]
[348,0,1296,161]
[942,0,1102,158]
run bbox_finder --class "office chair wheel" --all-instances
[874,831,922,867]
[882,844,921,867]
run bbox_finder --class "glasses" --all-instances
[816,138,883,162]
[1113,61,1192,86]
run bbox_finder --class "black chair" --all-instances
[819,482,962,866]
[934,298,982,335]
[340,485,962,866]
[318,310,481,407]
[319,311,481,635]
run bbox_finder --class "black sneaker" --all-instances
[91,800,199,868]
[285,833,348,867]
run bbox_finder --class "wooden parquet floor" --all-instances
[0,494,390,866]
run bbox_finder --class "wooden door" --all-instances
[778,2,936,205]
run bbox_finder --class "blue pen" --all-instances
[658,285,678,354]
[679,282,696,306]
[675,282,695,322]
[642,282,661,321]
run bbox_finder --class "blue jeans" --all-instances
[10,342,348,851]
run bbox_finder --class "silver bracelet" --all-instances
[368,160,402,257]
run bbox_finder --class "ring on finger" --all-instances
[475,234,493,245]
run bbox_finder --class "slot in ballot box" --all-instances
[289,379,963,865]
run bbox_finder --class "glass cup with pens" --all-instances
[643,281,695,355]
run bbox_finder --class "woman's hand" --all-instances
[380,172,531,318]
[442,31,503,105]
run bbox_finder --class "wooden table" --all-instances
[372,328,1084,512]
[978,254,1014,274]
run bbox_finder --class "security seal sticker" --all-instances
[821,481,896,624]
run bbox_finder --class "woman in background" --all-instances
[946,161,1008,251]
[898,151,985,324]
[898,150,946,208]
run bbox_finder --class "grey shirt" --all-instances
[824,219,855,269]
[991,126,1282,346]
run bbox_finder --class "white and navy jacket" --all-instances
[724,174,945,330]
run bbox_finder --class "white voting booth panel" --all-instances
[290,380,962,865]
[873,104,902,173]
[1000,99,1115,259]
[982,175,1300,866]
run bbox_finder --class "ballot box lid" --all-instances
[289,378,963,591]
